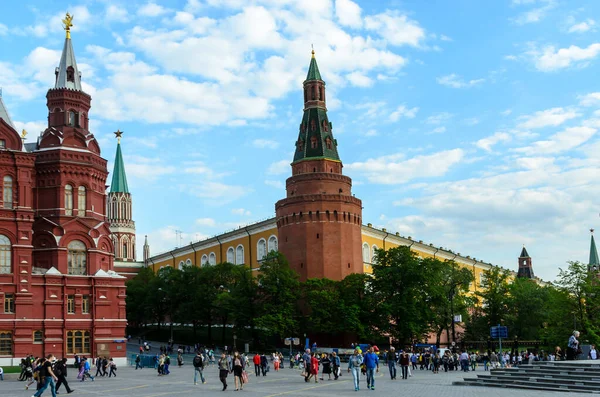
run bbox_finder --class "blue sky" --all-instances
[1,0,600,281]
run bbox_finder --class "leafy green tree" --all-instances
[339,273,375,340]
[477,266,511,328]
[370,246,436,344]
[254,251,300,339]
[126,267,157,328]
[507,277,549,340]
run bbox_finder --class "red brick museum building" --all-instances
[0,19,127,364]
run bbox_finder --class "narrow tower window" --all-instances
[68,111,76,126]
[77,186,86,216]
[3,176,12,209]
[67,240,87,275]
[65,185,73,215]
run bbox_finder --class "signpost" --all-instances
[286,337,300,358]
[490,324,508,356]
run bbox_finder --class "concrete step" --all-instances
[478,373,600,386]
[454,379,600,394]
[490,369,600,380]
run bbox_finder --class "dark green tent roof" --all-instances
[110,142,129,193]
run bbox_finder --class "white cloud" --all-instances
[512,0,555,25]
[429,126,446,134]
[346,71,373,87]
[437,74,485,88]
[184,181,249,204]
[105,5,129,22]
[252,139,279,149]
[264,179,284,189]
[465,117,480,126]
[568,19,595,34]
[335,0,362,28]
[125,155,176,181]
[13,120,46,136]
[346,149,464,184]
[138,2,168,17]
[0,24,7,36]
[389,105,419,122]
[579,92,600,107]
[517,107,581,129]
[267,159,290,175]
[530,43,600,71]
[426,112,453,125]
[515,125,596,155]
[196,217,217,227]
[440,34,452,42]
[364,12,426,47]
[501,109,513,116]
[364,129,378,137]
[231,208,251,216]
[476,132,512,152]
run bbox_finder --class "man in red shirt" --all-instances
[253,354,261,377]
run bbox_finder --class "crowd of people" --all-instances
[11,352,120,396]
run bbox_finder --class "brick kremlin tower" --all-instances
[517,245,534,279]
[275,50,363,281]
[107,131,136,262]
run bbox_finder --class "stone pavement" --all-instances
[0,364,590,396]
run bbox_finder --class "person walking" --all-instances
[232,352,245,391]
[400,350,410,379]
[108,358,117,377]
[320,353,332,380]
[260,353,268,376]
[94,357,103,377]
[54,358,74,394]
[32,354,58,397]
[363,347,379,391]
[567,331,580,360]
[135,354,142,370]
[81,358,94,382]
[163,354,171,375]
[273,353,280,371]
[589,345,598,360]
[193,351,206,385]
[253,353,261,377]
[348,348,363,391]
[331,352,341,380]
[302,349,311,382]
[218,352,230,391]
[386,347,397,380]
[307,352,319,383]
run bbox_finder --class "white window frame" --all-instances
[227,247,234,264]
[257,238,267,261]
[236,245,244,265]
[268,235,278,253]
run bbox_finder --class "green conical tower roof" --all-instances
[110,136,129,193]
[293,51,340,164]
[520,246,530,258]
[306,50,322,81]
[590,233,599,269]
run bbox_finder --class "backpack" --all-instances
[193,355,203,368]
[54,362,63,376]
[165,356,171,365]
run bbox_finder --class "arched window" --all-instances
[3,176,12,209]
[372,245,379,264]
[0,234,11,274]
[178,261,184,270]
[257,239,266,260]
[185,259,192,267]
[362,243,370,263]
[65,185,73,215]
[201,254,208,266]
[67,240,87,275]
[77,186,86,216]
[122,242,128,259]
[236,245,244,265]
[268,236,278,252]
[227,247,234,264]
[68,111,76,126]
[209,252,216,265]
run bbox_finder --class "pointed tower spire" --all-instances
[110,130,129,193]
[293,49,340,165]
[0,89,16,130]
[590,229,599,273]
[108,131,136,262]
[143,235,150,265]
[517,245,534,279]
[55,13,82,91]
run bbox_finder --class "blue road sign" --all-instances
[490,326,508,339]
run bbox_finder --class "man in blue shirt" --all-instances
[363,346,379,390]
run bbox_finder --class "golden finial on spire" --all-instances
[114,129,123,143]
[592,228,595,234]
[311,44,315,58]
[21,129,27,139]
[62,12,74,39]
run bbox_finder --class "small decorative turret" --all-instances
[517,245,534,279]
[143,235,150,264]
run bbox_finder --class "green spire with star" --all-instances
[306,49,322,81]
[110,130,129,193]
[590,230,599,271]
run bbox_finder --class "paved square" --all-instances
[0,361,591,397]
